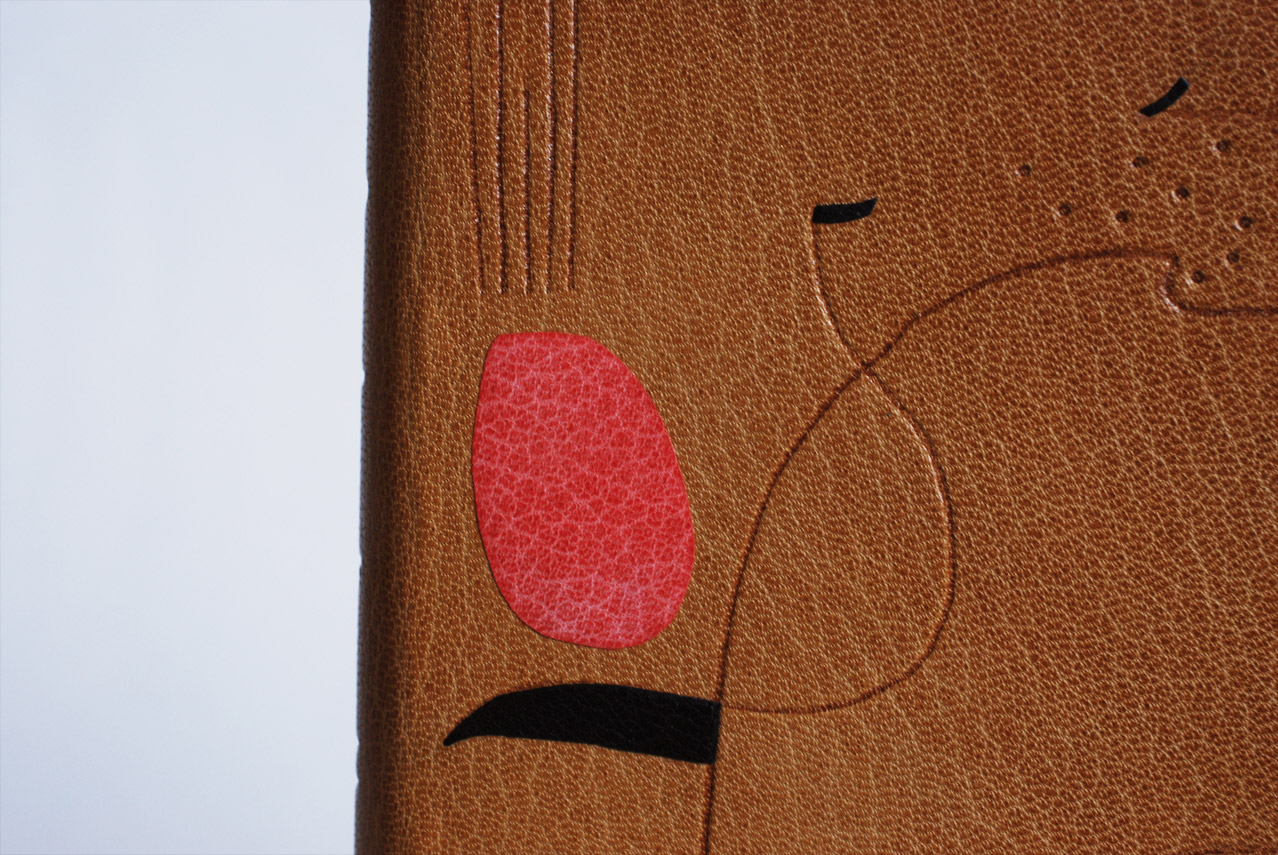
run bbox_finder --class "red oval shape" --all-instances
[472,332,695,649]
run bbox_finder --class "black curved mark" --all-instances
[813,197,877,224]
[445,683,721,764]
[1139,77,1188,117]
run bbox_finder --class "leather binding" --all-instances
[359,2,1278,852]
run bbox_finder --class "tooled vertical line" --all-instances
[463,0,485,294]
[495,0,507,293]
[523,89,533,294]
[700,763,717,855]
[545,0,556,292]
[567,0,578,290]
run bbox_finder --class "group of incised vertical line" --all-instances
[466,0,578,294]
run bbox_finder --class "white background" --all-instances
[1,2,368,852]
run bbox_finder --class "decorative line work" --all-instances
[466,0,578,294]
[463,0,486,294]
[445,683,721,764]
[1139,76,1189,117]
[810,226,854,353]
[810,198,878,353]
[719,370,958,716]
[1160,266,1278,317]
[701,246,1198,854]
[875,249,1176,363]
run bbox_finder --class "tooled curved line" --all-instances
[463,0,485,293]
[1160,268,1278,317]
[700,369,859,855]
[708,370,863,704]
[864,249,1276,344]
[718,370,958,716]
[872,248,1179,365]
[810,222,857,353]
[711,249,1181,717]
[699,370,948,850]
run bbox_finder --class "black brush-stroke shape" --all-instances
[444,683,721,764]
[1139,77,1189,117]
[813,197,877,224]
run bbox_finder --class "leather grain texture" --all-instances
[472,332,695,649]
[359,1,1278,851]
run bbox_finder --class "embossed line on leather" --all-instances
[471,332,696,649]
[445,683,721,764]
[810,199,878,358]
[719,370,955,715]
[466,0,578,294]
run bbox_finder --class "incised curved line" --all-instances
[872,248,1176,364]
[810,223,857,355]
[715,247,1184,718]
[719,368,958,716]
[1160,268,1278,317]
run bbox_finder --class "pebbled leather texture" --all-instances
[359,1,1278,852]
[472,332,695,649]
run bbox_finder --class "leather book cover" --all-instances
[358,2,1277,851]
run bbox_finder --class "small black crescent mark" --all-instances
[813,197,877,225]
[444,683,721,764]
[1139,77,1189,117]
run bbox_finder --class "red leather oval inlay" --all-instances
[472,332,695,649]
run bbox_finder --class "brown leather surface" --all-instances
[359,1,1278,851]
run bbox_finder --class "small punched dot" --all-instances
[1226,251,1240,265]
[1190,270,1207,284]
[1131,156,1150,168]
[1215,139,1231,153]
[1016,164,1032,177]
[1057,203,1072,217]
[1115,210,1130,223]
[1174,186,1191,200]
